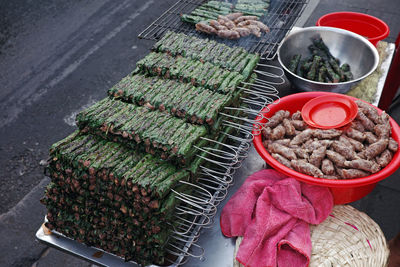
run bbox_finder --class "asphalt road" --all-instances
[0,1,175,266]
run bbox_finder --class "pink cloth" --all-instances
[220,169,333,267]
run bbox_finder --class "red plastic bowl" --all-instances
[253,92,400,204]
[316,12,390,47]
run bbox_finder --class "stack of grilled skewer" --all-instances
[41,30,260,265]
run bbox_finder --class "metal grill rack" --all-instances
[138,0,309,59]
[36,62,284,266]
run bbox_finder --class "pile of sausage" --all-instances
[195,13,270,39]
[262,100,398,179]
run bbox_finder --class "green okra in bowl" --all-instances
[277,26,379,94]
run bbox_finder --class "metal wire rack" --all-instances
[138,0,309,59]
[159,63,284,266]
[36,62,284,266]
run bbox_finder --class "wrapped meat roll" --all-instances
[291,120,307,130]
[234,15,259,23]
[321,159,335,175]
[343,159,381,173]
[340,135,364,152]
[195,23,217,34]
[374,123,391,139]
[264,110,290,128]
[268,143,297,160]
[331,141,358,160]
[245,25,261,37]
[248,20,270,32]
[380,111,390,124]
[346,128,366,142]
[388,137,399,153]
[217,30,240,39]
[274,139,291,146]
[209,20,228,31]
[336,168,370,179]
[365,132,378,144]
[224,12,243,21]
[362,139,389,159]
[309,146,327,168]
[290,129,313,146]
[313,129,342,139]
[271,153,291,168]
[234,27,251,37]
[291,111,302,120]
[262,127,271,139]
[376,149,392,168]
[282,118,295,136]
[291,160,324,177]
[350,121,365,132]
[270,124,286,140]
[217,16,236,29]
[293,148,309,160]
[237,20,251,27]
[326,150,346,167]
[355,100,380,124]
[356,110,375,131]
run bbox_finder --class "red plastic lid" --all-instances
[301,95,358,129]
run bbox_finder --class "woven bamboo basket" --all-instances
[234,205,389,267]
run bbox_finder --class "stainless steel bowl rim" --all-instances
[277,26,379,86]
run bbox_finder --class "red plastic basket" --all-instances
[316,12,390,47]
[253,92,400,204]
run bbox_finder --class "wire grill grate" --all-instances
[139,0,309,59]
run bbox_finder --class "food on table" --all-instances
[42,31,260,264]
[135,52,246,94]
[233,0,270,17]
[108,74,245,126]
[152,31,260,76]
[321,159,335,175]
[343,159,380,173]
[357,109,375,131]
[194,14,269,39]
[77,97,237,165]
[346,127,366,142]
[326,150,346,167]
[337,168,369,179]
[331,141,358,160]
[268,142,297,160]
[291,159,324,177]
[377,149,392,168]
[180,0,270,39]
[182,1,233,24]
[261,101,398,179]
[195,22,217,34]
[282,118,295,136]
[225,12,244,21]
[41,132,191,265]
[264,110,290,128]
[289,37,354,83]
[271,153,291,168]
[290,128,313,146]
[389,137,398,152]
[309,145,327,168]
[361,139,389,159]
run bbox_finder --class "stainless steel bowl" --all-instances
[277,26,379,94]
